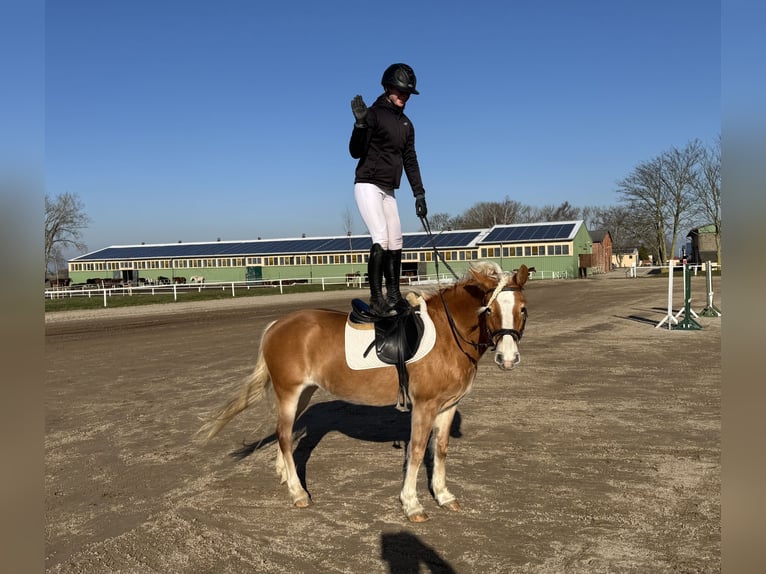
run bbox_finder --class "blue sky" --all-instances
[45,0,721,254]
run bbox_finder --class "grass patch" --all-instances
[45,283,357,313]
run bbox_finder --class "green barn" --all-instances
[67,220,594,285]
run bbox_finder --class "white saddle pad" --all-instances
[344,297,436,370]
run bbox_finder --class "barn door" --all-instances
[246,266,262,281]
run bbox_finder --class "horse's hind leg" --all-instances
[274,384,315,508]
[430,405,461,511]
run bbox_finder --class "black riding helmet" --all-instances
[381,63,419,95]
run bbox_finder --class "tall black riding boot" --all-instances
[368,243,394,316]
[384,249,408,313]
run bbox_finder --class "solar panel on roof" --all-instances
[256,239,324,254]
[351,237,373,251]
[402,231,481,249]
[319,238,354,252]
[72,224,577,263]
[481,223,576,243]
[529,226,548,239]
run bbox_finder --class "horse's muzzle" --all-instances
[494,349,520,370]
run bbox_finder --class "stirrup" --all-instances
[370,297,396,317]
[386,294,409,314]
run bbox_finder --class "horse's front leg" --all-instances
[400,404,436,522]
[430,405,461,511]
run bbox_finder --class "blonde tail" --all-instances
[196,322,275,444]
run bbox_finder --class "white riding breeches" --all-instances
[354,183,403,250]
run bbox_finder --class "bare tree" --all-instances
[616,140,703,265]
[48,245,68,278]
[45,192,90,274]
[532,201,581,222]
[691,136,722,264]
[659,140,704,261]
[616,156,667,264]
[427,212,455,231]
[452,201,498,228]
[453,196,526,228]
[587,204,637,267]
[580,205,599,230]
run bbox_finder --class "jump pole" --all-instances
[700,261,722,317]
[672,262,702,331]
[656,262,679,330]
[674,262,699,321]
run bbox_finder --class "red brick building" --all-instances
[589,229,613,273]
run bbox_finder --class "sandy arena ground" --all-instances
[45,272,721,573]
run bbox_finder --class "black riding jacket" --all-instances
[349,94,425,196]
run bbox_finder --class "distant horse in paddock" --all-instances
[345,271,362,287]
[189,276,205,283]
[173,276,187,284]
[198,261,529,522]
[47,278,71,288]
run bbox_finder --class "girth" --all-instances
[349,298,425,411]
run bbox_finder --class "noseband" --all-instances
[482,286,527,350]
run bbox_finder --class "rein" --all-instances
[419,215,525,362]
[420,215,480,362]
[419,215,461,282]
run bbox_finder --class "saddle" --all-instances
[349,298,425,412]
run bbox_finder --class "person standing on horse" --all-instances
[349,62,428,316]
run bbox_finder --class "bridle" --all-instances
[483,285,527,348]
[419,214,527,363]
[437,280,527,364]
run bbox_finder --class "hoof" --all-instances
[293,497,311,508]
[407,511,430,523]
[441,500,461,512]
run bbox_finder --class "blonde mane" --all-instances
[410,260,509,303]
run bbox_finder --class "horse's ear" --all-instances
[514,265,529,287]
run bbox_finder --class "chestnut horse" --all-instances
[198,261,529,522]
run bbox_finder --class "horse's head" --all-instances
[470,262,529,370]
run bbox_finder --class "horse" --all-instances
[345,271,362,288]
[197,261,529,522]
[47,277,71,288]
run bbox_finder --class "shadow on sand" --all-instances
[228,400,463,495]
[381,531,457,573]
[616,305,678,327]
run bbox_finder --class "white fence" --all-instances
[624,261,720,278]
[44,269,566,307]
[46,276,357,306]
[44,273,449,307]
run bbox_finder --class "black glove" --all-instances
[351,95,368,128]
[415,193,427,218]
